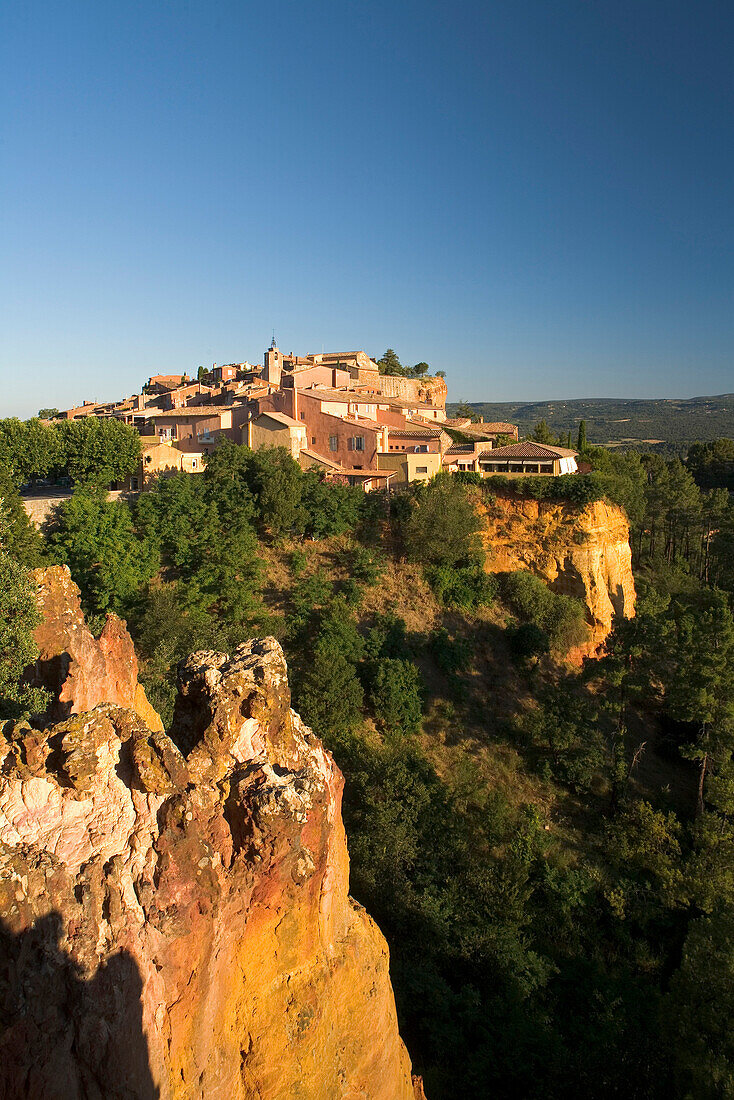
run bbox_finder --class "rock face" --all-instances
[0,630,422,1098]
[30,565,163,731]
[480,495,636,655]
[374,375,447,408]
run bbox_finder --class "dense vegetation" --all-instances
[3,417,734,1098]
[448,393,734,445]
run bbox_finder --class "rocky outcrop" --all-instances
[480,495,636,655]
[374,375,447,408]
[29,565,163,731]
[0,632,422,1099]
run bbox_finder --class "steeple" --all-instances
[263,334,281,387]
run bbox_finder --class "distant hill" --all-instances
[447,394,734,448]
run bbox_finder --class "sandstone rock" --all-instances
[374,374,447,408]
[480,496,636,657]
[0,636,421,1099]
[29,565,163,731]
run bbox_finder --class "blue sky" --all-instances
[2,0,732,416]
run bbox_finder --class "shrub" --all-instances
[425,564,497,611]
[501,571,588,651]
[364,613,409,663]
[370,658,423,738]
[510,622,550,662]
[403,475,483,567]
[430,627,472,675]
[0,551,50,719]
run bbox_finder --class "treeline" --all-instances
[0,416,141,488]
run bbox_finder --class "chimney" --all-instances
[332,367,338,387]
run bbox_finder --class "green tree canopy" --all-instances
[55,418,141,487]
[0,550,49,719]
[45,488,159,619]
[370,658,423,738]
[403,475,483,568]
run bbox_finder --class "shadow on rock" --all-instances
[0,912,159,1100]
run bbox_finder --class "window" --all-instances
[130,477,139,491]
[312,437,316,445]
[329,436,338,452]
[350,436,365,452]
[300,413,305,420]
[191,460,197,469]
[416,466,428,474]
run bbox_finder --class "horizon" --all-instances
[2,1,733,418]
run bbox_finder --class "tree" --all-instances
[0,479,44,565]
[412,362,430,377]
[301,469,363,538]
[667,907,734,1097]
[510,622,550,663]
[370,658,423,738]
[454,402,481,424]
[403,475,482,568]
[435,370,446,379]
[666,589,734,816]
[577,420,587,452]
[55,418,141,487]
[377,349,406,377]
[197,365,207,382]
[531,420,555,445]
[38,408,60,420]
[0,417,60,486]
[44,488,159,619]
[501,571,588,652]
[297,639,364,739]
[687,439,734,491]
[0,550,49,719]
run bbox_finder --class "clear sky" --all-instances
[2,0,732,416]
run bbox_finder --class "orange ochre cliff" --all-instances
[0,569,424,1099]
[480,495,636,655]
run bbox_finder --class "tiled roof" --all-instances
[299,449,345,472]
[257,410,302,428]
[146,406,240,417]
[446,443,477,454]
[388,425,443,438]
[479,442,577,459]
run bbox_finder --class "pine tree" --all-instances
[576,420,587,452]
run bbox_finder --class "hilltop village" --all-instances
[53,342,579,490]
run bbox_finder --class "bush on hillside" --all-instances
[370,658,423,738]
[402,474,483,567]
[501,570,588,651]
[425,563,497,611]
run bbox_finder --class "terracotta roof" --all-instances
[446,443,477,454]
[387,426,444,438]
[146,406,241,418]
[382,397,436,410]
[338,468,395,480]
[300,386,373,403]
[256,411,303,428]
[299,449,345,472]
[479,442,577,460]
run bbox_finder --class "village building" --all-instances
[121,438,205,491]
[54,339,588,491]
[442,440,578,476]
